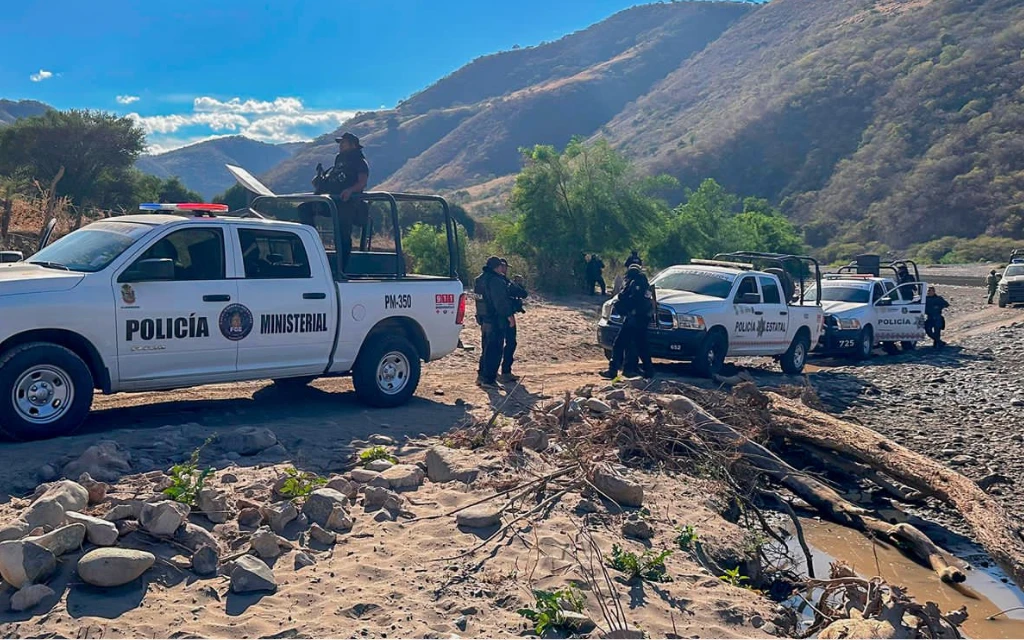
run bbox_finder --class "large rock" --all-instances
[62,441,132,483]
[621,514,654,540]
[78,473,109,505]
[309,523,336,545]
[363,486,403,512]
[103,501,142,522]
[22,498,65,530]
[36,481,89,513]
[65,512,119,546]
[425,447,480,484]
[584,398,612,414]
[174,523,219,552]
[230,555,276,593]
[349,468,381,484]
[10,583,56,612]
[380,464,425,490]
[0,540,56,588]
[197,489,231,524]
[522,428,549,452]
[77,548,155,587]
[591,466,644,507]
[302,488,349,528]
[250,527,284,559]
[819,619,897,639]
[221,427,278,456]
[0,520,32,543]
[365,459,394,472]
[238,507,264,529]
[456,505,502,529]
[326,506,353,532]
[140,500,189,537]
[326,476,359,499]
[261,501,298,534]
[191,545,219,577]
[26,523,86,557]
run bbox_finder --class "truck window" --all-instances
[130,228,224,281]
[758,276,781,304]
[651,270,734,298]
[239,228,312,279]
[735,276,760,303]
[872,282,886,303]
[29,221,150,272]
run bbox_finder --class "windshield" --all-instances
[652,269,735,299]
[29,221,150,272]
[806,285,870,303]
[1005,265,1024,277]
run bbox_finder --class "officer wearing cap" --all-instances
[313,132,370,270]
[601,263,654,379]
[497,258,528,383]
[474,256,515,389]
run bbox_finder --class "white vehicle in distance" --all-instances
[810,257,927,359]
[997,250,1024,308]
[0,185,466,440]
[598,252,824,377]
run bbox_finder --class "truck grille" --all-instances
[609,306,674,329]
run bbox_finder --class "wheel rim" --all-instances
[707,343,718,368]
[793,342,806,368]
[376,351,410,396]
[862,332,872,356]
[13,365,74,424]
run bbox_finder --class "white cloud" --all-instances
[129,112,250,135]
[30,69,53,82]
[116,95,140,105]
[193,96,304,114]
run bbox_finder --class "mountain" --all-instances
[137,136,303,199]
[0,99,51,126]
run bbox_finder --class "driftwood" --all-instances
[764,390,1024,589]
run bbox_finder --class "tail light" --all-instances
[455,293,467,325]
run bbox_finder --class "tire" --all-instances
[780,333,810,375]
[881,342,900,355]
[998,296,1007,308]
[271,376,316,390]
[0,342,94,441]
[352,334,421,408]
[900,341,916,351]
[693,331,726,378]
[851,326,874,361]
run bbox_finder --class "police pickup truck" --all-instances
[0,192,466,440]
[810,259,926,359]
[598,252,823,377]
[997,251,1024,308]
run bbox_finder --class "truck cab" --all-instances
[598,252,823,377]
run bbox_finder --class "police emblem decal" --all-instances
[219,304,254,341]
[120,284,136,305]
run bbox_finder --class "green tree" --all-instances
[157,176,202,203]
[213,184,252,211]
[403,221,470,283]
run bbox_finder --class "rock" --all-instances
[558,611,596,632]
[197,489,231,524]
[326,506,353,532]
[294,551,315,570]
[425,446,480,484]
[230,555,276,593]
[363,486,403,511]
[350,469,381,483]
[622,514,654,540]
[26,523,87,556]
[116,521,138,537]
[104,501,142,522]
[77,473,109,505]
[819,619,897,639]
[456,505,502,529]
[750,614,765,628]
[192,545,218,577]
[174,523,219,553]
[365,459,394,472]
[367,474,392,489]
[34,480,89,514]
[251,527,284,559]
[140,500,189,537]
[522,428,549,452]
[262,443,288,458]
[369,434,395,445]
[238,507,264,528]
[373,510,395,523]
[77,548,155,587]
[10,583,56,612]
[381,464,425,490]
[0,520,31,543]
[606,389,628,402]
[221,427,278,456]
[950,454,977,467]
[38,464,59,483]
[63,441,133,483]
[221,473,239,484]
[326,477,359,499]
[302,489,350,528]
[261,501,298,534]
[591,466,644,507]
[454,616,468,632]
[65,512,119,546]
[309,524,336,545]
[575,499,599,514]
[22,498,65,530]
[0,541,56,588]
[584,398,612,414]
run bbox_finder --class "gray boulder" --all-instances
[325,506,353,532]
[10,583,56,612]
[36,480,89,513]
[221,427,278,456]
[363,486,403,512]
[261,501,298,534]
[0,540,56,588]
[22,498,65,530]
[456,505,502,529]
[26,523,86,557]
[294,551,315,570]
[65,512,119,546]
[380,464,425,490]
[174,523,219,552]
[250,527,284,559]
[140,500,189,537]
[78,472,109,505]
[238,507,263,529]
[309,523,336,545]
[591,466,644,507]
[230,555,276,593]
[77,548,155,587]
[62,441,132,483]
[326,476,358,499]
[302,488,349,528]
[0,520,32,543]
[349,468,381,484]
[522,428,549,452]
[365,459,394,472]
[103,501,142,522]
[425,446,480,484]
[191,545,219,577]
[621,514,654,540]
[585,398,612,414]
[197,489,231,524]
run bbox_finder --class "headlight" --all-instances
[837,317,861,330]
[601,301,613,320]
[674,313,705,330]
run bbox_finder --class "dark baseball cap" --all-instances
[486,256,502,269]
[335,132,363,148]
[499,258,509,266]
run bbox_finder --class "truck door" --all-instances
[757,275,790,351]
[730,275,762,355]
[877,282,925,342]
[113,227,238,387]
[233,226,337,378]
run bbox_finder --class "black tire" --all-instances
[998,296,1007,308]
[881,342,900,355]
[352,334,421,408]
[693,331,726,378]
[780,333,811,375]
[900,341,917,351]
[851,326,874,361]
[0,342,94,441]
[271,376,317,390]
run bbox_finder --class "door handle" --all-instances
[203,294,231,302]
[779,311,788,316]
[303,292,327,300]
[753,311,764,316]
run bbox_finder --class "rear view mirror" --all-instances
[122,258,175,282]
[735,292,760,305]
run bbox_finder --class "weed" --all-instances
[516,585,586,635]
[358,446,397,465]
[278,467,327,500]
[163,437,215,507]
[719,566,750,588]
[606,544,673,583]
[674,524,698,551]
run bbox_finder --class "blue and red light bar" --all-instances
[139,203,229,213]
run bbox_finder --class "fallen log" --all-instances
[763,389,1024,589]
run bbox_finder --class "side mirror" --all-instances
[735,292,760,305]
[122,258,175,282]
[0,250,24,263]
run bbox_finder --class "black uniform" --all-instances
[925,292,949,346]
[896,265,916,301]
[500,278,528,378]
[605,268,654,377]
[315,149,370,269]
[474,265,515,384]
[624,251,643,269]
[585,256,606,296]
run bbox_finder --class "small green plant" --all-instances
[719,566,750,588]
[516,586,586,635]
[278,467,327,500]
[358,446,397,465]
[163,437,215,507]
[674,524,698,551]
[606,544,673,583]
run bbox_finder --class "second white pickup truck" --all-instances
[0,191,466,440]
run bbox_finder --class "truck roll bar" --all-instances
[712,252,823,305]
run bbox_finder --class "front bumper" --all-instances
[598,320,705,360]
[814,326,861,354]
[1000,285,1024,304]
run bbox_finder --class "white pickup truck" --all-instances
[810,259,926,359]
[0,192,466,440]
[598,252,824,377]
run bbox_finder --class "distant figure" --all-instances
[601,264,654,379]
[924,285,949,348]
[313,132,369,269]
[497,258,528,383]
[474,256,514,389]
[895,263,915,301]
[585,253,606,296]
[986,269,1001,304]
[624,250,643,269]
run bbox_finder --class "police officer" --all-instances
[474,256,515,389]
[986,269,1001,304]
[314,132,369,270]
[924,285,949,348]
[624,249,643,269]
[497,258,528,383]
[601,264,654,379]
[586,254,606,296]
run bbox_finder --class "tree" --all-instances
[213,184,252,211]
[157,177,202,203]
[403,222,470,283]
[0,109,145,207]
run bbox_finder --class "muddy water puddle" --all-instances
[797,519,1024,639]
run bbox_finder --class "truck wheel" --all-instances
[851,327,874,361]
[693,331,726,378]
[0,342,94,441]
[780,333,810,375]
[900,341,917,351]
[998,296,1007,308]
[881,342,900,355]
[352,334,421,408]
[271,376,316,391]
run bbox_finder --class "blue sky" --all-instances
[1,0,760,153]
